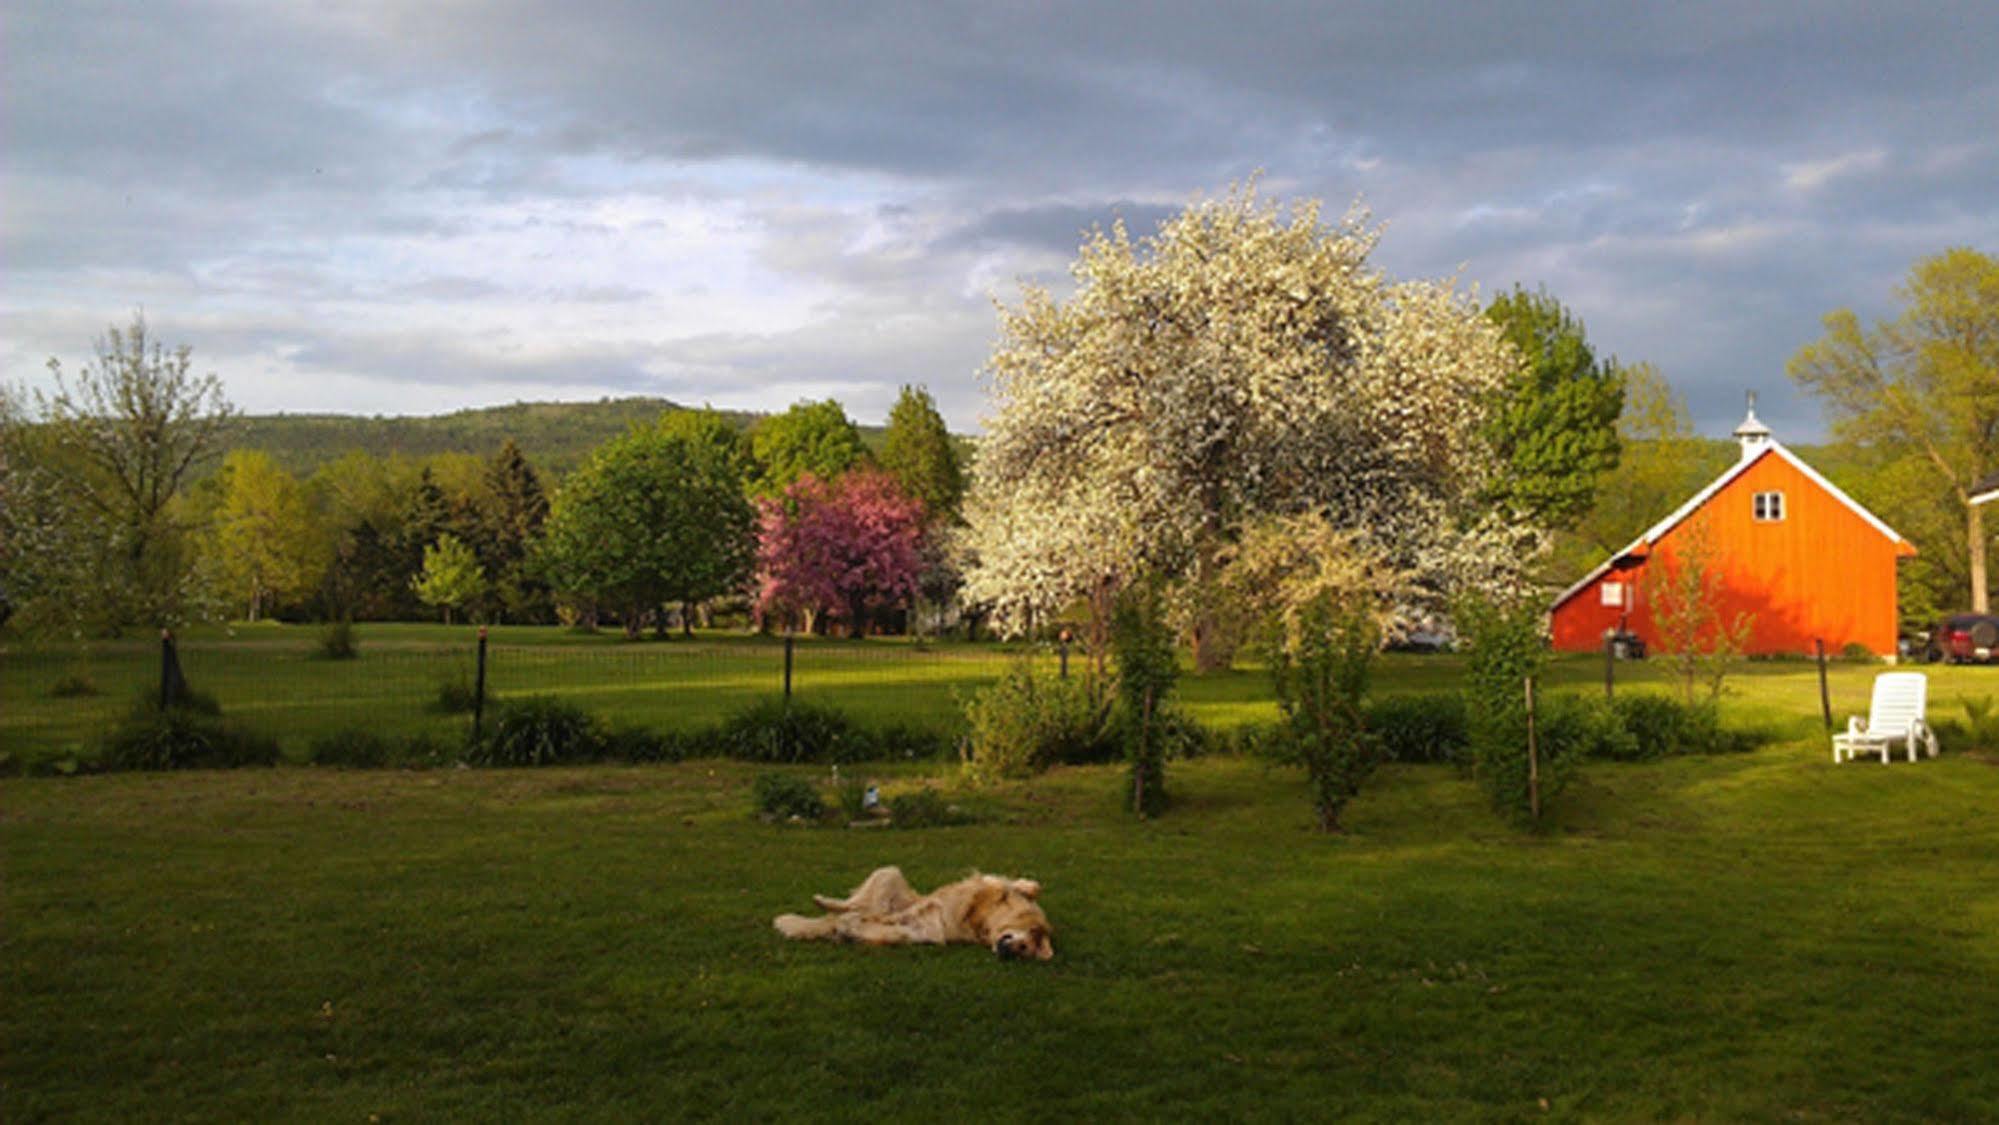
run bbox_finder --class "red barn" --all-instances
[1550,405,1916,657]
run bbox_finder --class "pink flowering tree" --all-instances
[755,469,926,634]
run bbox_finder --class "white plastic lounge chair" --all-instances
[1831,672,1940,764]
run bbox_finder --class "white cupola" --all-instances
[1733,392,1773,462]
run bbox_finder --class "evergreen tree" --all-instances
[481,439,551,621]
[878,385,964,524]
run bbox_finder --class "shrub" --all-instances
[317,620,359,660]
[713,699,877,764]
[1610,694,1759,758]
[752,772,825,821]
[1111,584,1178,816]
[100,704,280,771]
[960,664,1110,782]
[832,771,870,821]
[48,673,100,698]
[600,725,689,763]
[1539,696,1640,763]
[309,728,397,769]
[1956,696,1999,752]
[888,787,971,828]
[467,696,602,766]
[1272,594,1380,832]
[1367,694,1467,764]
[1458,596,1571,826]
[1838,642,1878,664]
[1105,703,1215,761]
[432,676,479,714]
[1220,721,1291,761]
[872,723,952,761]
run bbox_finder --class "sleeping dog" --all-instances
[773,866,1054,960]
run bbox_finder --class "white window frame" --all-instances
[1601,581,1624,608]
[1753,491,1786,522]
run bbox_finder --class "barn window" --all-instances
[1753,491,1786,522]
[1601,582,1625,608]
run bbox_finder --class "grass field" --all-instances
[11,622,1999,765]
[5,629,1999,1120]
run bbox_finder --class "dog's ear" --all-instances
[1010,878,1042,899]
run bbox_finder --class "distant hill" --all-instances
[222,398,899,478]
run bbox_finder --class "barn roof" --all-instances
[1551,440,1914,611]
[1972,470,1999,507]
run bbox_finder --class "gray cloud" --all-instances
[4,1,1995,438]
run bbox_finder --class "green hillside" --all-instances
[224,399,746,477]
[221,398,900,478]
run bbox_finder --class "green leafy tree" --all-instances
[1273,594,1380,833]
[212,450,321,621]
[1483,286,1625,529]
[749,399,866,496]
[536,411,756,637]
[1646,524,1756,705]
[1788,247,1999,611]
[13,315,234,631]
[1458,595,1571,826]
[878,385,964,524]
[1110,584,1177,817]
[306,451,421,621]
[1547,364,1729,582]
[411,534,485,624]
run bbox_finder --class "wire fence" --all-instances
[2,629,1071,762]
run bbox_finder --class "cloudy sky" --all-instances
[5,1,1994,437]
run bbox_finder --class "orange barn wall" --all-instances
[1550,453,1905,656]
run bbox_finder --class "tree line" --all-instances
[2,201,1991,646]
[0,333,966,638]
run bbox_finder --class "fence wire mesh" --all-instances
[3,630,1070,763]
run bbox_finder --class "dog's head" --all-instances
[982,878,1054,962]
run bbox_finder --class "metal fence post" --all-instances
[473,626,489,743]
[159,629,175,711]
[783,631,795,706]
[1815,638,1832,733]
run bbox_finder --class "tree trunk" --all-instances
[682,601,694,637]
[1972,502,1990,613]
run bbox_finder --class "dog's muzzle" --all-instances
[995,935,1019,960]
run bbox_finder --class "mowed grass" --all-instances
[1,624,1066,765]
[13,622,1999,765]
[6,636,1999,1120]
[5,752,1998,1121]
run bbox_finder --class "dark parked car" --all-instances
[1918,613,1999,664]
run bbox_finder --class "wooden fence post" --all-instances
[1525,675,1540,823]
[1604,631,1615,702]
[783,631,795,705]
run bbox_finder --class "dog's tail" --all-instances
[773,913,841,941]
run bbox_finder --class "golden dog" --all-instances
[772,866,1054,960]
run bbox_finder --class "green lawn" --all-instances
[12,622,1999,767]
[4,644,1999,1120]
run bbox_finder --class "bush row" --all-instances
[750,771,972,827]
[16,693,954,777]
[1226,691,1760,770]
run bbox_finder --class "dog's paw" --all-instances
[812,894,852,912]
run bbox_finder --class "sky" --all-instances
[4,1,1995,439]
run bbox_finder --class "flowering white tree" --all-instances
[962,184,1531,663]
